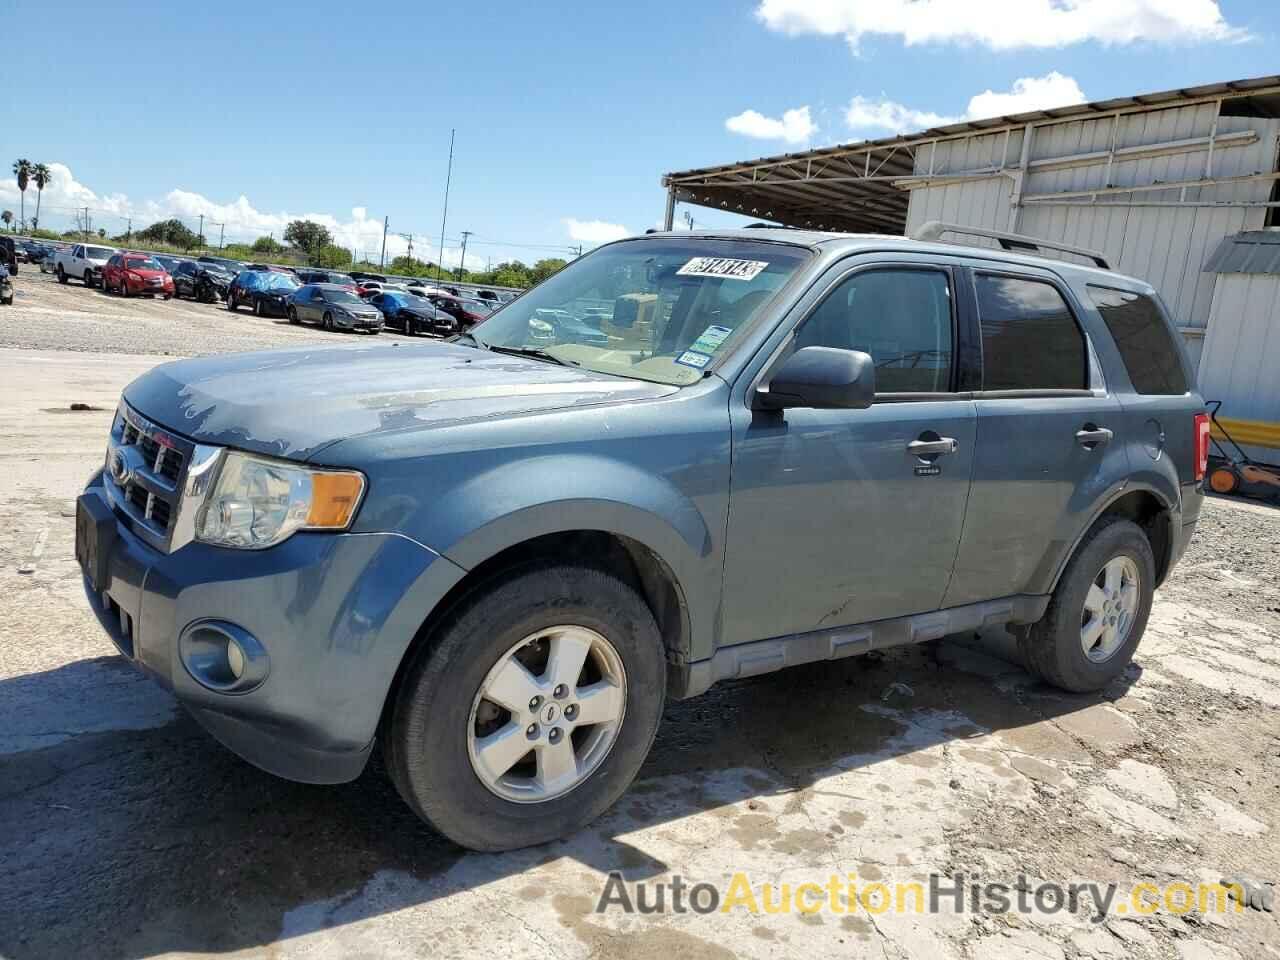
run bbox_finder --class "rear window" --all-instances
[1087,286,1187,395]
[975,275,1088,391]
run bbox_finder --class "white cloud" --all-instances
[0,163,486,269]
[965,71,1086,118]
[725,105,817,144]
[845,97,960,134]
[756,0,1248,51]
[846,71,1087,133]
[563,218,630,246]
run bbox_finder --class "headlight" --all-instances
[197,451,365,549]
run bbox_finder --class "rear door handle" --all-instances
[907,438,959,457]
[1076,426,1114,448]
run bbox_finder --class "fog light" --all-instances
[179,620,268,693]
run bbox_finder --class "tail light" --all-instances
[1194,412,1210,481]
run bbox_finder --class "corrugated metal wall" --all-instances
[904,103,1280,371]
[1200,272,1280,462]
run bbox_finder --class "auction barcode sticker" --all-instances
[676,257,769,281]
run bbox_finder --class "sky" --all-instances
[3,0,1279,269]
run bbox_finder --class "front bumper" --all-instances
[79,471,466,783]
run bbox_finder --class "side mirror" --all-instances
[755,346,876,411]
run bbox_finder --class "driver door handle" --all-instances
[907,438,959,457]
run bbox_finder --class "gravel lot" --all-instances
[0,273,1277,960]
[1,267,421,356]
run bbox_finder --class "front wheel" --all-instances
[322,311,334,331]
[1019,518,1155,693]
[227,294,238,311]
[386,564,666,851]
[118,277,130,297]
[84,270,95,288]
[57,265,67,284]
[287,306,300,325]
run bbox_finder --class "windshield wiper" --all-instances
[486,345,577,367]
[453,331,489,349]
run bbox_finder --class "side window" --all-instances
[975,275,1087,391]
[1086,286,1187,395]
[795,268,954,393]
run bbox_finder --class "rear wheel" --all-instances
[287,306,300,325]
[57,265,67,284]
[227,293,238,311]
[253,298,264,317]
[323,311,334,331]
[386,564,666,851]
[1020,517,1155,693]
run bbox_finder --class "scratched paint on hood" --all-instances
[122,341,675,461]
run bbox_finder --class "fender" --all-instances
[404,453,721,663]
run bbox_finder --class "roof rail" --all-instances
[911,220,1111,270]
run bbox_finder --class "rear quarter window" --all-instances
[975,274,1087,391]
[1086,286,1187,395]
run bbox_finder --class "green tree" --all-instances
[251,235,283,255]
[529,258,567,284]
[136,218,199,249]
[97,228,106,239]
[11,159,32,230]
[1,210,11,231]
[283,220,332,258]
[313,243,352,268]
[31,163,52,232]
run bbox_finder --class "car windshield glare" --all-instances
[125,257,162,271]
[468,238,810,385]
[263,274,299,291]
[87,246,113,259]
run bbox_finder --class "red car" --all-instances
[102,252,174,299]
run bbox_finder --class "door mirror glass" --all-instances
[756,346,876,411]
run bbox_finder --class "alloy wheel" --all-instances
[467,625,627,804]
[1080,556,1140,663]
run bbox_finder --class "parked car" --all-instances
[76,229,1205,853]
[227,269,301,316]
[287,283,383,332]
[171,260,234,302]
[369,291,456,336]
[296,270,357,293]
[102,253,175,299]
[349,271,387,284]
[17,239,51,264]
[0,263,12,305]
[54,243,118,287]
[40,251,60,274]
[428,292,490,329]
[0,237,18,276]
[153,255,189,275]
[197,255,246,276]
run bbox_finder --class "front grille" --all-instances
[104,403,194,548]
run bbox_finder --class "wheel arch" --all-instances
[378,527,694,737]
[1050,485,1176,591]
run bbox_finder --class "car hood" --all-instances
[122,340,676,461]
[129,269,169,280]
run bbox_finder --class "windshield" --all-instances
[468,238,810,385]
[125,257,162,271]
[402,295,431,308]
[86,246,114,259]
[323,290,363,305]
[327,274,354,285]
[463,299,493,314]
[203,258,241,271]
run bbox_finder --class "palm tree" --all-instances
[1,210,12,231]
[31,163,52,231]
[12,159,32,232]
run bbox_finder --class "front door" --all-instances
[722,264,977,645]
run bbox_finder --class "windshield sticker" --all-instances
[689,324,733,355]
[676,257,769,281]
[675,350,712,370]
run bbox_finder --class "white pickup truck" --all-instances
[55,243,118,288]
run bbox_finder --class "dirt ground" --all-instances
[0,273,1277,960]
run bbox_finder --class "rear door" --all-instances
[722,260,977,644]
[944,266,1125,606]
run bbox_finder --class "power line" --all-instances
[435,128,455,284]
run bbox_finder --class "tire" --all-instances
[287,306,300,325]
[385,563,667,851]
[227,294,238,311]
[84,270,94,289]
[57,265,67,284]
[323,311,333,331]
[253,298,263,317]
[1019,517,1155,693]
[119,276,130,298]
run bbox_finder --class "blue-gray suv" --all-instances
[77,228,1207,850]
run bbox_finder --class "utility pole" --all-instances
[574,244,583,258]
[435,128,455,284]
[82,207,90,241]
[457,230,472,280]
[379,216,389,268]
[217,222,225,250]
[197,214,205,252]
[125,218,132,243]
